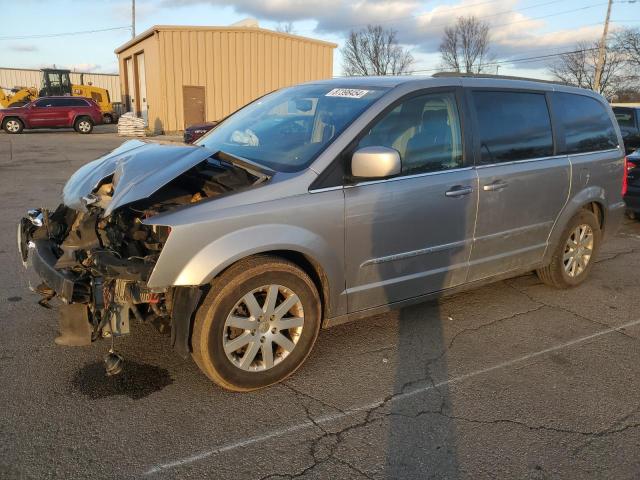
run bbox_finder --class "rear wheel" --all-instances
[192,256,321,391]
[74,116,93,134]
[102,114,113,124]
[537,210,601,288]
[3,117,23,134]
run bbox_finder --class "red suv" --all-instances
[0,96,103,134]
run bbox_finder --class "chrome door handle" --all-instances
[445,186,473,197]
[483,181,508,192]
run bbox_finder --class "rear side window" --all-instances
[43,98,70,107]
[91,92,102,104]
[67,98,89,107]
[553,93,618,154]
[613,108,636,128]
[472,91,553,163]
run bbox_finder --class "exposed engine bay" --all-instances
[18,141,269,372]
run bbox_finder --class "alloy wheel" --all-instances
[6,120,20,133]
[78,121,91,133]
[223,284,304,372]
[563,224,594,278]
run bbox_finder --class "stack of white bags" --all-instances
[117,112,146,137]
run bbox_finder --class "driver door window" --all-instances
[357,92,463,175]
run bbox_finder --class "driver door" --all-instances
[344,90,478,312]
[27,99,61,127]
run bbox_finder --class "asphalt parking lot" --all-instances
[1,128,640,479]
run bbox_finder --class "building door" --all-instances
[135,52,148,122]
[183,86,206,128]
[125,57,136,113]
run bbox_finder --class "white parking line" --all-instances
[143,318,640,476]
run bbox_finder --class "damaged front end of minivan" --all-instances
[18,140,271,372]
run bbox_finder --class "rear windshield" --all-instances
[613,108,636,128]
[197,84,388,172]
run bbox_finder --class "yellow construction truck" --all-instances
[0,68,116,123]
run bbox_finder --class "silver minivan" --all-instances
[19,75,625,390]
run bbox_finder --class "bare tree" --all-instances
[341,25,414,76]
[615,27,640,68]
[548,41,629,97]
[439,16,492,74]
[276,22,295,34]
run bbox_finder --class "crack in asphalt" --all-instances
[504,281,640,341]
[145,318,640,477]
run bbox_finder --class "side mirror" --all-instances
[351,146,401,179]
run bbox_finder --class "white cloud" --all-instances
[164,0,604,70]
[10,43,38,52]
[65,63,101,73]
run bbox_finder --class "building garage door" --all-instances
[183,86,205,128]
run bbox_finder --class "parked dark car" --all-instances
[0,96,103,134]
[613,106,640,154]
[183,121,217,143]
[623,149,640,218]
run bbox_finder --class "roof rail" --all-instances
[432,71,569,86]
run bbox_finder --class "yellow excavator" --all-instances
[0,68,116,123]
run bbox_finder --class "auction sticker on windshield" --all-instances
[325,88,370,99]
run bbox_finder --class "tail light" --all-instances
[623,156,628,196]
[623,156,638,196]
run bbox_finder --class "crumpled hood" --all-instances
[62,140,217,216]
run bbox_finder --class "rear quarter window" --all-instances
[553,93,618,154]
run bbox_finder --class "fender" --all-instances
[147,223,344,315]
[543,185,606,264]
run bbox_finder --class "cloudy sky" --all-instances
[1,0,639,78]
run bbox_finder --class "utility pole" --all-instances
[131,0,136,38]
[593,0,613,93]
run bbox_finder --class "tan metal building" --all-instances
[115,25,336,133]
[0,67,121,102]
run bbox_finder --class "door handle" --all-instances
[483,181,508,192]
[445,185,473,197]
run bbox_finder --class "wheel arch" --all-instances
[2,115,24,128]
[147,223,344,319]
[544,186,607,264]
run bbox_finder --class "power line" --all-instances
[404,46,600,75]
[0,26,130,41]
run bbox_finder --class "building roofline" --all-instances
[0,66,118,76]
[115,25,338,54]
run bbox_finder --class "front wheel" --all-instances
[537,210,601,288]
[3,117,24,134]
[74,117,94,134]
[192,256,321,391]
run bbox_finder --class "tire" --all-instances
[74,117,94,134]
[102,114,113,125]
[537,209,601,288]
[192,255,321,391]
[3,117,24,134]
[626,210,636,221]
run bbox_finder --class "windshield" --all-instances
[196,84,388,172]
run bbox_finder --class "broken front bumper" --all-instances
[18,217,75,303]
